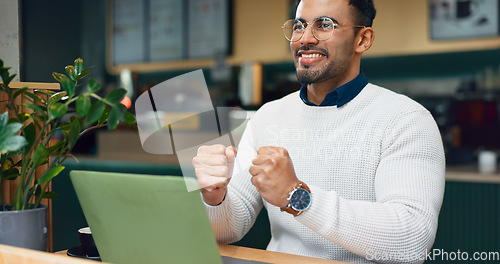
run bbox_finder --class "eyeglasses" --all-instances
[282,17,365,42]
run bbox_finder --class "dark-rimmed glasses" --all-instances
[282,17,365,42]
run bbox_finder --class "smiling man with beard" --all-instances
[192,0,445,263]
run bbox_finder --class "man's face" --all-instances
[292,0,358,85]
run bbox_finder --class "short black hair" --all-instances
[348,0,376,27]
[294,0,376,27]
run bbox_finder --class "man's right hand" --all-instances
[192,144,237,206]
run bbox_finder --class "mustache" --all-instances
[294,46,328,57]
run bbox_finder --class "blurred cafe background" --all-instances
[2,0,500,262]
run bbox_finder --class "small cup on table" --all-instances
[78,227,99,257]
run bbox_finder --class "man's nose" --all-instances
[300,26,319,45]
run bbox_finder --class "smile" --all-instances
[300,53,325,59]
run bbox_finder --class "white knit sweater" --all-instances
[205,83,445,264]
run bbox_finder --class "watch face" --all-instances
[290,188,311,211]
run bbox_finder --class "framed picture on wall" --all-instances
[187,0,231,59]
[430,0,500,40]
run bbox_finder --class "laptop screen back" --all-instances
[70,170,222,264]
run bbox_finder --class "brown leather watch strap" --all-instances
[280,181,311,216]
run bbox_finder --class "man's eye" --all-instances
[318,22,334,30]
[293,24,304,31]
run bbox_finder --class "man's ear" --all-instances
[354,27,374,54]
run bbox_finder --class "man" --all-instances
[192,0,445,263]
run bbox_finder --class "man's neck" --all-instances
[306,69,360,105]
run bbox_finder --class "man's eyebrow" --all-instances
[319,16,340,24]
[295,16,340,24]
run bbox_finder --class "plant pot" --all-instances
[0,204,48,251]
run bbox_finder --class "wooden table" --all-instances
[0,244,97,264]
[0,243,351,264]
[218,244,350,264]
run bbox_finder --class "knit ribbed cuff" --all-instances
[296,185,339,234]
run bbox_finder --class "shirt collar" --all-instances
[299,71,368,107]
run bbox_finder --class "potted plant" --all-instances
[0,58,136,251]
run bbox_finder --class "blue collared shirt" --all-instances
[299,71,368,107]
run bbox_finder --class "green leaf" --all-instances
[67,117,82,150]
[0,112,28,154]
[70,115,83,126]
[125,111,135,124]
[48,91,67,105]
[76,95,91,116]
[107,106,121,130]
[48,103,68,119]
[47,140,65,155]
[23,122,36,151]
[105,88,127,104]
[13,87,28,100]
[0,112,8,126]
[98,106,110,125]
[31,145,49,165]
[52,72,75,98]
[75,69,91,82]
[87,78,101,92]
[126,122,138,130]
[0,135,28,154]
[65,65,77,81]
[35,89,57,97]
[17,113,30,123]
[74,58,84,76]
[3,167,20,180]
[5,123,23,136]
[3,73,16,86]
[116,104,128,122]
[0,66,10,82]
[37,165,65,184]
[13,113,31,123]
[52,72,67,83]
[24,91,44,104]
[87,101,105,124]
[4,104,15,111]
[29,116,44,130]
[57,123,71,132]
[23,103,47,117]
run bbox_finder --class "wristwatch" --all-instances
[280,181,311,216]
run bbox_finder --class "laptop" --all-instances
[70,170,266,264]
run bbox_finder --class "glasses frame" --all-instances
[282,18,366,42]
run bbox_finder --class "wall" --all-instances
[0,0,20,81]
[105,0,500,73]
[21,0,83,82]
[106,0,292,73]
[369,0,500,57]
[233,0,500,60]
[17,0,500,76]
[21,0,108,84]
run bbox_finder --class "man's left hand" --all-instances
[249,146,301,208]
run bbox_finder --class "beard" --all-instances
[294,46,348,85]
[296,64,331,85]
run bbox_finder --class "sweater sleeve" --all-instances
[204,120,263,244]
[295,109,445,264]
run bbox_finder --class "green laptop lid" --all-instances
[70,170,222,264]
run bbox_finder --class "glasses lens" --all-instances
[312,18,335,41]
[283,20,303,42]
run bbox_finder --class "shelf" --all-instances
[446,165,500,183]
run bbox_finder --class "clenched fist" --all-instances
[249,146,301,208]
[192,144,237,206]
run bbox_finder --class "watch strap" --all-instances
[280,181,311,216]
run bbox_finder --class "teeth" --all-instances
[301,53,324,59]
